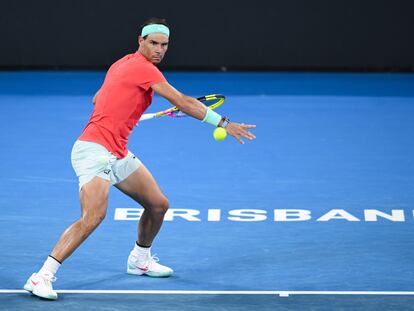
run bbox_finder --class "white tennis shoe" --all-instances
[127,253,173,277]
[24,272,58,300]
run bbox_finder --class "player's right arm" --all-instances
[151,82,256,144]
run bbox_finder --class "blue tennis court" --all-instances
[1,71,414,310]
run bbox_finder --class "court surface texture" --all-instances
[0,71,414,310]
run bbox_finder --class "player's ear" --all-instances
[138,36,144,45]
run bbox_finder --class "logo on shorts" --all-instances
[104,169,111,175]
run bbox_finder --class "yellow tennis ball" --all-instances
[213,127,227,141]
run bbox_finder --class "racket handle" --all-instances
[139,113,156,121]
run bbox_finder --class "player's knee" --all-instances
[153,196,169,216]
[160,197,170,214]
[82,210,107,232]
[95,209,107,224]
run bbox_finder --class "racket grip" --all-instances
[139,113,156,121]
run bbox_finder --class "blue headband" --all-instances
[141,24,170,37]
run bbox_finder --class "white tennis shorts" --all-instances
[71,140,142,190]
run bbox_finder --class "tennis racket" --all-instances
[139,94,225,121]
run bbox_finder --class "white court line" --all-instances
[2,290,414,296]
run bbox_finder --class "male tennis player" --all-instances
[24,18,256,300]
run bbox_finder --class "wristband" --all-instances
[202,108,222,127]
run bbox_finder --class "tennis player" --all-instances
[24,17,256,300]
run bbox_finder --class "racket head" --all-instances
[197,94,226,111]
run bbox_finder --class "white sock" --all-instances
[38,256,61,276]
[132,243,151,260]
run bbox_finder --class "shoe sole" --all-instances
[127,268,172,278]
[32,288,58,300]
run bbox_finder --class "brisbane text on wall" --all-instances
[114,208,411,222]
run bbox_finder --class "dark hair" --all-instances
[140,17,169,38]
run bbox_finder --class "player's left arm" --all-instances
[151,82,256,144]
[151,82,207,120]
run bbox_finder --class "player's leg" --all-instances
[115,164,169,246]
[113,154,172,277]
[24,140,114,299]
[53,140,114,261]
[50,177,110,262]
[24,177,110,299]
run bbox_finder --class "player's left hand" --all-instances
[226,122,256,144]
